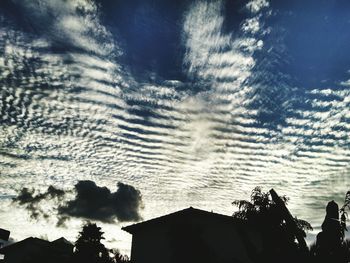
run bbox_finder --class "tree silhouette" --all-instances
[74,222,110,263]
[232,187,312,235]
[73,222,130,263]
[109,249,130,263]
[232,187,312,263]
[340,191,350,238]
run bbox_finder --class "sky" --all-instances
[1,0,350,255]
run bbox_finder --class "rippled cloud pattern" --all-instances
[1,0,350,247]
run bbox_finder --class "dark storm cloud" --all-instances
[12,186,65,220]
[58,181,143,223]
[13,181,143,225]
[13,186,65,204]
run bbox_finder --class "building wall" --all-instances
[2,244,68,263]
[131,227,171,263]
[130,217,262,263]
[3,245,45,263]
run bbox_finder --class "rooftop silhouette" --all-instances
[1,187,350,263]
[0,236,73,263]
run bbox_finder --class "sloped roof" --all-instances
[122,207,244,234]
[0,237,50,253]
[52,237,73,246]
[0,237,73,254]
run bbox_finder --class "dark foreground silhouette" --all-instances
[1,187,350,263]
[0,223,129,263]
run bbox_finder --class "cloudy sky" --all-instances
[1,0,350,254]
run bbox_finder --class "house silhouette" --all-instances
[0,229,10,244]
[0,237,73,263]
[123,207,263,263]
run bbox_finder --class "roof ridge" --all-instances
[122,207,237,234]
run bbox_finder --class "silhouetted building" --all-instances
[0,229,10,244]
[0,228,10,262]
[0,237,73,263]
[123,207,263,263]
